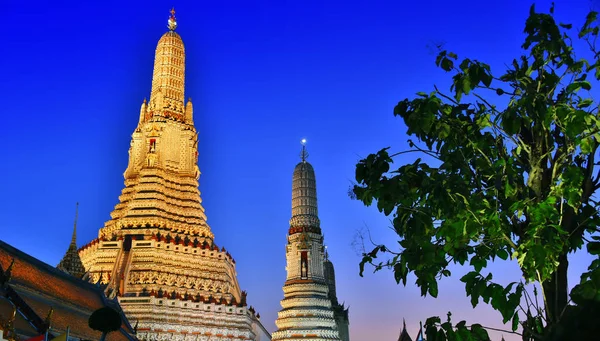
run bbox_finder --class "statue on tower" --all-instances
[301,258,307,278]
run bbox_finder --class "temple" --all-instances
[272,142,347,341]
[57,203,86,279]
[78,9,269,341]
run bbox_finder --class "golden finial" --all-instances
[168,7,178,31]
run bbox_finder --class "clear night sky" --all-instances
[1,1,598,340]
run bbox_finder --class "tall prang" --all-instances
[79,9,266,341]
[272,142,345,341]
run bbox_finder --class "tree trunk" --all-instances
[100,332,107,341]
[542,252,569,324]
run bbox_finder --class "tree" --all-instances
[352,5,600,341]
[88,306,122,341]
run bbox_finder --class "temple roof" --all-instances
[0,240,136,341]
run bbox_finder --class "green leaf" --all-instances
[588,242,600,255]
[578,98,594,108]
[462,77,472,95]
[470,324,489,340]
[512,312,520,331]
[441,58,454,72]
[567,81,592,92]
[497,249,509,260]
[580,137,594,154]
[429,280,439,297]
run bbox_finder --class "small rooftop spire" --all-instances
[57,202,86,278]
[300,139,309,162]
[397,318,413,341]
[168,7,177,31]
[71,202,79,245]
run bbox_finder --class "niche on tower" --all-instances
[147,138,158,167]
[149,139,157,153]
[300,251,308,279]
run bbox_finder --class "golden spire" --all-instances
[168,7,177,31]
[146,7,186,119]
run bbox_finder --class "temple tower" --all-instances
[78,9,262,341]
[57,203,86,278]
[272,142,342,341]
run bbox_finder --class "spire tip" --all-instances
[300,139,308,162]
[72,202,79,245]
[168,7,177,31]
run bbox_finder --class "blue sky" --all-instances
[1,1,598,340]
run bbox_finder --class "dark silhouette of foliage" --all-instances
[352,4,600,341]
[88,306,122,341]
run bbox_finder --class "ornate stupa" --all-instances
[78,9,264,341]
[57,203,86,278]
[272,142,344,341]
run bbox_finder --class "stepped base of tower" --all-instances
[273,282,342,341]
[119,296,256,341]
[80,237,267,340]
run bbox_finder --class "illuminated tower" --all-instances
[79,9,263,341]
[272,142,342,341]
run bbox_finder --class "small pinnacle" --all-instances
[300,139,309,162]
[71,202,79,246]
[168,7,178,31]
